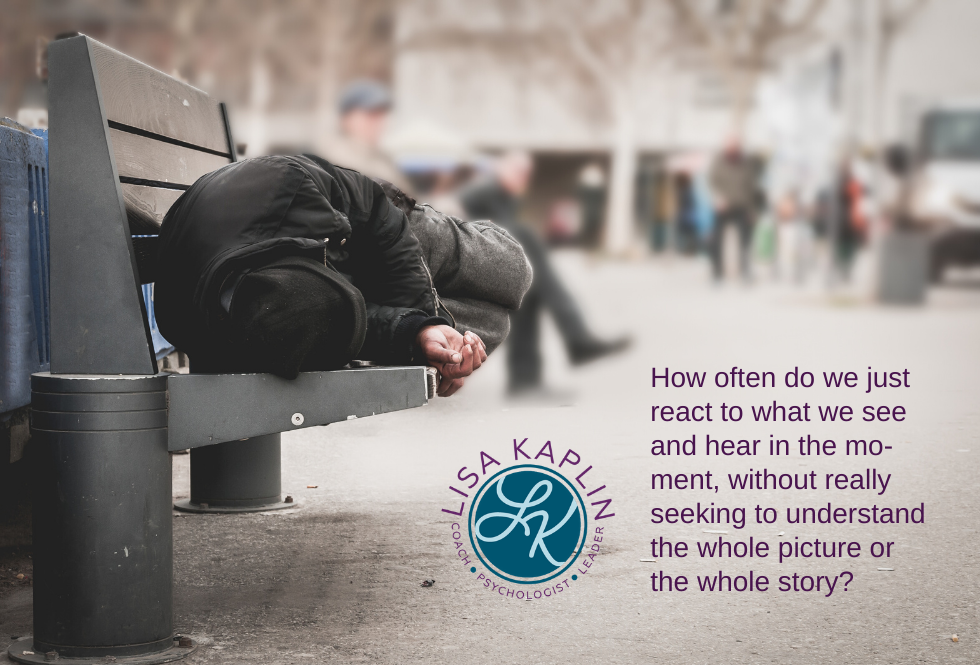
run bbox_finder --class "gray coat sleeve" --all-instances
[409,205,532,310]
[438,297,511,355]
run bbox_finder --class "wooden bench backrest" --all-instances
[90,39,235,233]
[47,35,235,375]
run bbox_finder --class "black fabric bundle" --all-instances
[217,257,366,378]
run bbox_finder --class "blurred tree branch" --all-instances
[664,0,828,135]
[396,0,831,249]
[1,0,395,131]
[879,0,929,68]
[398,0,679,252]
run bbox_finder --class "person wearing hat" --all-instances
[326,79,413,193]
[155,153,501,396]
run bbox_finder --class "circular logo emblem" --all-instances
[468,464,587,584]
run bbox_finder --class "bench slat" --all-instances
[110,127,230,189]
[123,185,183,233]
[92,40,230,154]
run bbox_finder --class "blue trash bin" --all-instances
[142,280,175,361]
[2,120,174,418]
[0,119,49,416]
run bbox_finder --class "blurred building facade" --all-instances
[2,0,396,156]
[394,0,980,241]
[4,0,980,247]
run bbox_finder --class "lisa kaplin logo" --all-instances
[443,438,615,600]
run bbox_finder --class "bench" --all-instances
[7,34,429,665]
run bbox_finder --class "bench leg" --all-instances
[174,433,295,513]
[7,373,196,664]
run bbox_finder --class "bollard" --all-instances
[6,373,196,664]
[878,229,929,304]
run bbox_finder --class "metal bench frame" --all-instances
[7,35,428,665]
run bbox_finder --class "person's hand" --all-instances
[416,325,487,396]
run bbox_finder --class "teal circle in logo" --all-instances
[468,464,587,584]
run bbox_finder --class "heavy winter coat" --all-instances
[156,154,445,365]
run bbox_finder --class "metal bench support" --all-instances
[168,366,428,513]
[176,435,292,513]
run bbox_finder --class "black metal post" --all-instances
[7,374,195,664]
[175,434,294,513]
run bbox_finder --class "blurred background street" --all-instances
[5,0,980,296]
[6,0,980,325]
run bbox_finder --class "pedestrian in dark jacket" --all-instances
[460,151,629,395]
[156,154,491,395]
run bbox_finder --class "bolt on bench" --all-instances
[7,35,429,665]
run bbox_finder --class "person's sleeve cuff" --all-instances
[395,313,451,364]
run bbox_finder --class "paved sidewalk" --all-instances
[4,255,979,664]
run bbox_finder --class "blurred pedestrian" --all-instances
[675,171,699,254]
[838,160,870,281]
[460,151,629,395]
[774,190,812,284]
[327,79,413,192]
[577,163,606,249]
[651,170,676,252]
[708,140,759,280]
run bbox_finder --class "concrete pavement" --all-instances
[3,254,979,664]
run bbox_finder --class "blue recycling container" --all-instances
[1,121,174,418]
[142,279,175,361]
[0,119,49,416]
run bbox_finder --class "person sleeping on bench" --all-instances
[155,154,532,396]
